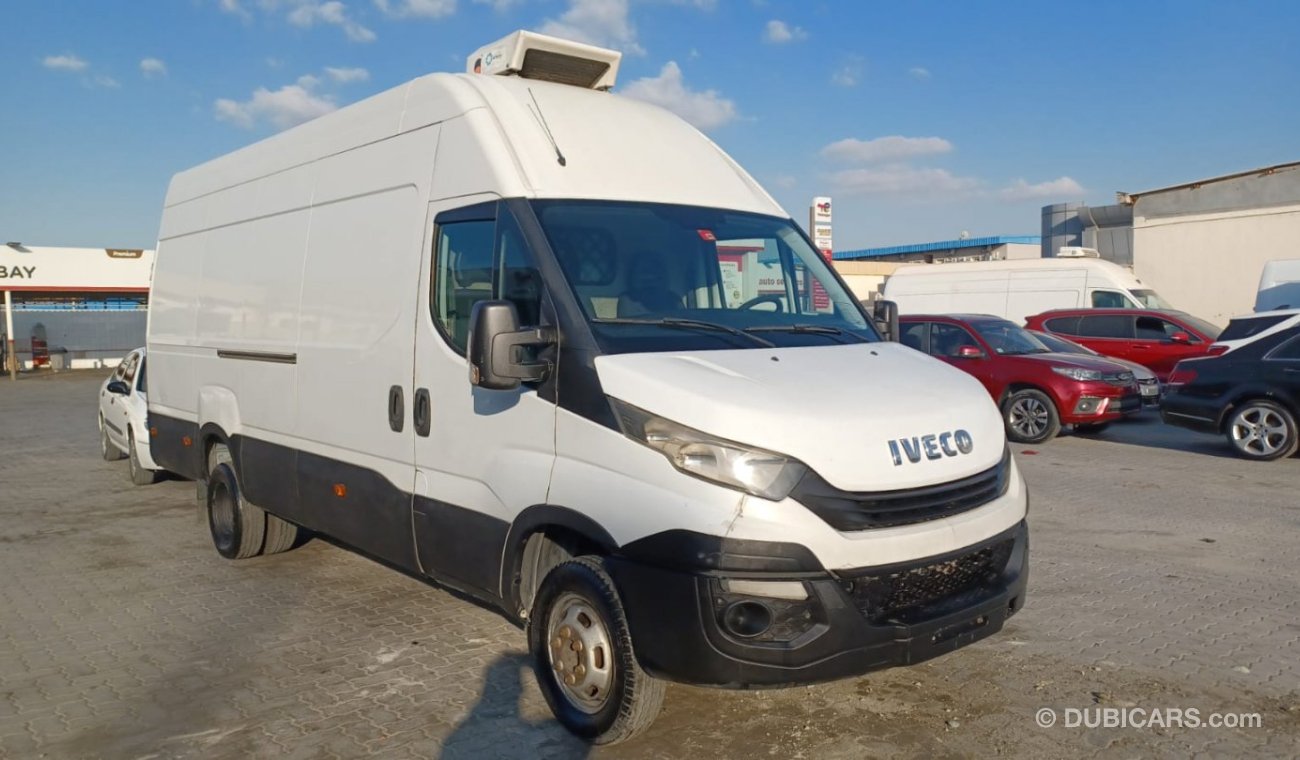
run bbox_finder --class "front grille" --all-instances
[1117,394,1143,413]
[790,450,1011,531]
[839,538,1015,624]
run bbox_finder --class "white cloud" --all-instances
[218,0,252,19]
[621,61,737,131]
[215,80,338,130]
[374,0,456,18]
[287,1,376,42]
[471,0,518,10]
[909,66,931,80]
[763,19,806,44]
[828,164,981,198]
[831,55,864,87]
[140,58,167,78]
[540,0,643,56]
[92,74,121,89]
[999,176,1085,201]
[325,66,370,83]
[42,54,88,72]
[821,136,954,164]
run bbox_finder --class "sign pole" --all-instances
[4,289,15,381]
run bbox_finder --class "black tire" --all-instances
[527,557,665,745]
[1073,422,1111,435]
[100,417,126,461]
[1224,400,1299,461]
[206,444,266,559]
[261,514,302,555]
[1002,389,1061,444]
[128,431,162,486]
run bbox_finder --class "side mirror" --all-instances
[107,380,130,395]
[1169,331,1192,345]
[872,299,900,342]
[956,345,985,359]
[467,300,555,391]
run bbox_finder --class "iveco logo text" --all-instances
[889,430,973,466]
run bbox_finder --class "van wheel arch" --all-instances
[503,506,619,620]
[199,424,233,477]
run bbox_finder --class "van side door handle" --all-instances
[414,388,431,437]
[388,385,404,432]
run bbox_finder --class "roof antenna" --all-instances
[528,88,567,167]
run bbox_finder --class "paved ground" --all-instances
[1,370,1297,759]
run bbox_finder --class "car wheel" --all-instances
[100,417,126,461]
[128,431,162,485]
[206,443,267,559]
[1074,422,1111,435]
[528,557,665,745]
[1226,400,1298,461]
[1002,389,1061,444]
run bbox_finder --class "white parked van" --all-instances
[1256,259,1300,312]
[882,252,1174,324]
[147,31,1028,743]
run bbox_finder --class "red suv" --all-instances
[901,315,1143,443]
[1024,309,1222,382]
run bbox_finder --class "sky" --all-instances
[2,0,1298,251]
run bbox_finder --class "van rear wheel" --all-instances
[206,444,266,559]
[528,557,665,745]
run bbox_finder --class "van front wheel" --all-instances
[528,557,665,745]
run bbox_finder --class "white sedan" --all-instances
[98,347,162,485]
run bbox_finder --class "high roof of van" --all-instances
[164,72,784,219]
[890,258,1132,275]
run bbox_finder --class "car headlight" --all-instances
[609,398,806,501]
[1051,366,1103,381]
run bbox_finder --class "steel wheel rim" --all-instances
[1009,397,1050,438]
[546,592,615,715]
[210,480,237,551]
[1230,406,1289,456]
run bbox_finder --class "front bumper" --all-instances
[1059,384,1142,424]
[606,520,1028,688]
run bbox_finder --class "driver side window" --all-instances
[929,323,979,358]
[432,210,543,353]
[1091,290,1130,308]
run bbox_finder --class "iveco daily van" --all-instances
[147,31,1029,743]
[883,250,1173,324]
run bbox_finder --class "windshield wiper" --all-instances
[744,324,870,344]
[593,317,776,347]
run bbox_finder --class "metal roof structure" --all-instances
[833,235,1041,261]
[1117,161,1300,203]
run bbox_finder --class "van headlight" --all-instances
[609,398,806,501]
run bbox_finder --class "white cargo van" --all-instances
[147,31,1028,743]
[883,252,1174,324]
[1256,259,1300,312]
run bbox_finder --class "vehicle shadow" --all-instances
[1069,411,1245,460]
[439,653,591,760]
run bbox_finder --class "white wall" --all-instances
[1133,202,1300,324]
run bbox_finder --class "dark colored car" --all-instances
[1024,308,1222,382]
[1161,310,1300,460]
[901,314,1142,443]
[1029,329,1161,405]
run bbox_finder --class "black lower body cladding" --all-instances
[607,521,1028,688]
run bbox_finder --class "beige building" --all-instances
[1121,162,1300,325]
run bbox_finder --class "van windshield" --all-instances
[1130,288,1174,309]
[531,200,878,353]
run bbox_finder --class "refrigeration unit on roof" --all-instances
[466,30,622,91]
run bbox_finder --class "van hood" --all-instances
[594,343,1006,492]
